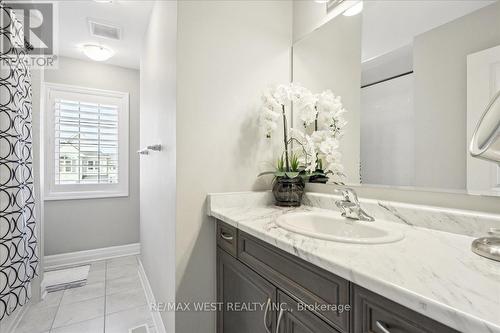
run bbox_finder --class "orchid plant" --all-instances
[259,83,347,182]
[294,89,347,182]
[260,83,305,179]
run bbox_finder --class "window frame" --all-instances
[43,82,129,201]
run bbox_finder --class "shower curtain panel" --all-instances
[0,1,38,320]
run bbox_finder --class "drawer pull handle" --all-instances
[220,232,234,241]
[376,321,391,333]
[275,307,285,333]
[263,298,271,333]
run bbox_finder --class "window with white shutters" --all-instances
[44,83,129,200]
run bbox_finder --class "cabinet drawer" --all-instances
[238,231,350,332]
[352,285,459,333]
[217,221,238,257]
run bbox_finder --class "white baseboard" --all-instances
[44,243,140,270]
[137,259,167,333]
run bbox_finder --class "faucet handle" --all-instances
[340,188,359,204]
[335,187,375,222]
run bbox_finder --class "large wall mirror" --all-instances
[293,0,500,196]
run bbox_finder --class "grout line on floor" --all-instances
[49,315,103,332]
[48,288,65,331]
[103,294,148,316]
[31,256,140,333]
[58,294,105,307]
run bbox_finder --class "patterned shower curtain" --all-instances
[0,0,38,320]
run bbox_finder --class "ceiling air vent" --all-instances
[88,19,121,40]
[327,0,346,12]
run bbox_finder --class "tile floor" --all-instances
[15,255,157,333]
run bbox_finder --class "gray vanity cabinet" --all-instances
[217,248,276,333]
[216,220,459,333]
[217,247,340,333]
[216,221,344,333]
[237,231,350,332]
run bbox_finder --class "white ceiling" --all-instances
[55,0,497,69]
[56,0,154,69]
[362,0,497,62]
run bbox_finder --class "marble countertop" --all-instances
[207,192,500,333]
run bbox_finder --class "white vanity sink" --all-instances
[276,212,404,244]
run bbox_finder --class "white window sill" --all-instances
[44,191,129,201]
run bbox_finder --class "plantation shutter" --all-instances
[53,94,120,185]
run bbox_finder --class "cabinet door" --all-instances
[217,248,276,333]
[277,291,340,333]
[238,231,350,332]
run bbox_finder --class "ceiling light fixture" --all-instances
[94,0,113,3]
[314,0,329,3]
[343,1,363,16]
[82,44,114,61]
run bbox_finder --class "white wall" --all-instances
[140,1,177,332]
[414,1,500,190]
[43,57,140,255]
[293,14,362,183]
[176,1,292,332]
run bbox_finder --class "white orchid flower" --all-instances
[259,84,347,179]
[272,84,292,105]
[319,137,339,155]
[316,90,336,113]
[262,106,280,121]
[260,104,281,137]
[262,92,282,110]
[295,89,318,127]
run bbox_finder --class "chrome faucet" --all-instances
[334,187,374,222]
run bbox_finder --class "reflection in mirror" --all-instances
[293,0,500,196]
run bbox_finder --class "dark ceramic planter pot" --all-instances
[309,177,328,184]
[309,170,329,184]
[272,176,304,207]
